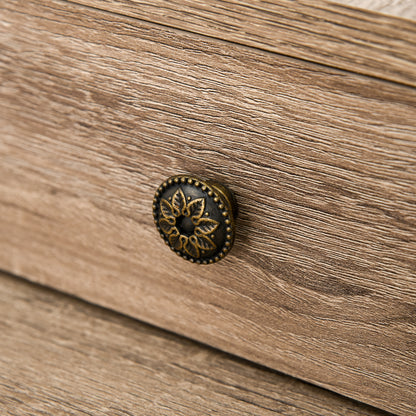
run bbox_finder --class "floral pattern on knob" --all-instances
[159,188,220,258]
[153,175,237,264]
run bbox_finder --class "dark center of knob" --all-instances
[177,215,195,236]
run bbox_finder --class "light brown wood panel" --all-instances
[0,272,395,416]
[1,0,416,414]
[67,0,416,86]
[337,0,416,19]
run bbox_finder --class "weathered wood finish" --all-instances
[1,0,416,415]
[0,272,395,416]
[68,0,416,86]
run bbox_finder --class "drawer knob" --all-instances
[153,175,238,264]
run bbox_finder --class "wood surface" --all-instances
[0,272,395,416]
[337,0,416,20]
[66,0,416,87]
[1,0,416,415]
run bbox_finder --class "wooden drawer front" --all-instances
[1,1,415,414]
[1,271,392,416]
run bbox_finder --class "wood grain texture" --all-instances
[1,0,416,414]
[0,272,395,416]
[337,0,416,20]
[66,0,416,87]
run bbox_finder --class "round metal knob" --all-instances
[153,175,238,264]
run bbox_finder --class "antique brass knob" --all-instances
[153,175,238,264]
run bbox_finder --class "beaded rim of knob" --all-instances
[152,174,237,264]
